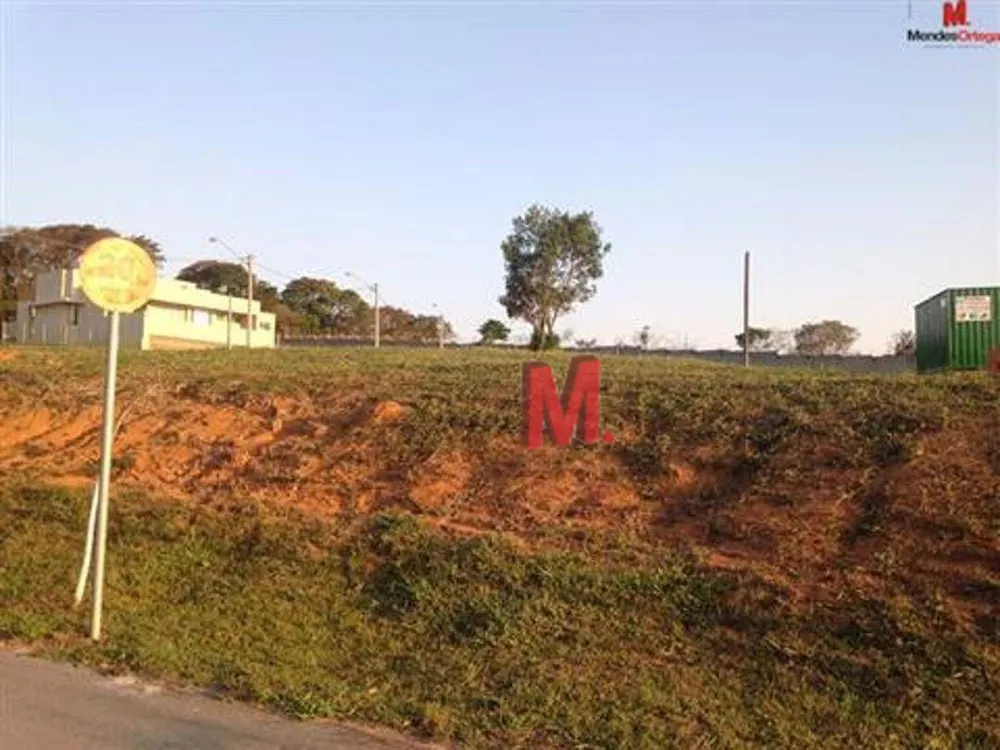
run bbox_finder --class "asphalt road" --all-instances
[0,651,432,750]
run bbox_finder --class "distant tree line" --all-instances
[1,223,922,355]
[733,321,863,356]
[176,262,455,342]
[728,322,915,357]
[0,224,453,343]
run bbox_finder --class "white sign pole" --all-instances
[74,236,156,639]
[73,482,100,607]
[90,310,121,641]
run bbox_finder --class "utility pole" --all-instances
[346,271,380,348]
[373,282,380,349]
[246,254,254,349]
[743,251,750,368]
[208,236,254,350]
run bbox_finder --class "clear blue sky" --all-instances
[4,0,998,352]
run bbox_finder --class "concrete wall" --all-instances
[14,301,145,348]
[15,302,276,350]
[32,269,74,303]
[561,347,916,374]
[143,302,276,349]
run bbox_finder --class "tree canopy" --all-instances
[889,329,916,356]
[478,318,510,344]
[0,224,165,318]
[377,305,455,343]
[498,204,611,350]
[175,260,274,299]
[735,327,774,351]
[172,262,452,341]
[280,277,368,333]
[794,320,860,355]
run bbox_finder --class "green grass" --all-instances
[1,346,999,748]
[0,483,997,749]
[3,345,995,468]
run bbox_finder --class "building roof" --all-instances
[150,278,265,315]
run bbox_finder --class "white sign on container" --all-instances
[954,295,992,323]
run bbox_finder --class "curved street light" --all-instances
[208,236,254,349]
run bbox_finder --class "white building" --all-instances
[15,267,276,350]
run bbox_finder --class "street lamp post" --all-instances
[345,271,379,348]
[208,236,254,349]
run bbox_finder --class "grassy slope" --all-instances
[0,346,998,749]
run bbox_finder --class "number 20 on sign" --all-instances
[521,356,615,450]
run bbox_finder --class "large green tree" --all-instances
[478,318,510,344]
[176,260,258,297]
[281,277,369,333]
[498,204,611,350]
[274,277,454,341]
[412,313,455,344]
[0,224,165,318]
[794,320,860,355]
[735,327,774,351]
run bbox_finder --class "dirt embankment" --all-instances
[0,386,997,635]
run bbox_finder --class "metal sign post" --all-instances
[73,237,157,641]
[91,310,121,639]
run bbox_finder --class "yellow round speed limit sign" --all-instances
[78,238,157,313]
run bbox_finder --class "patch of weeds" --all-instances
[746,406,798,456]
[0,611,64,640]
[845,480,893,543]
[852,401,944,467]
[270,689,335,720]
[615,434,671,485]
[873,548,899,577]
[364,561,421,618]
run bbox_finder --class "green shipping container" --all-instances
[914,287,1000,373]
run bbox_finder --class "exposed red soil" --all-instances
[1,390,996,628]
